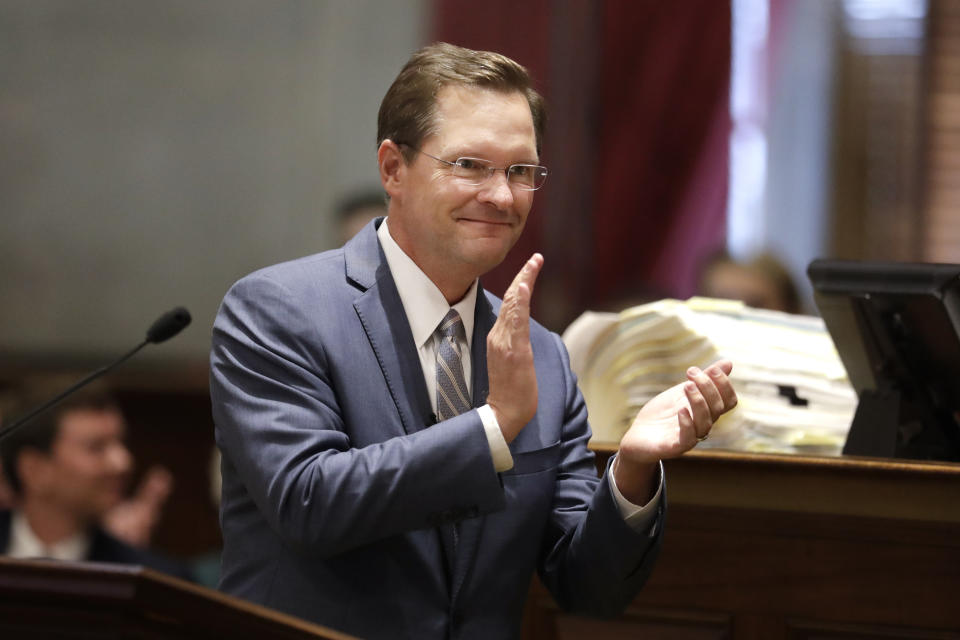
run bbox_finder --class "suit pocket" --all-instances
[503,440,561,476]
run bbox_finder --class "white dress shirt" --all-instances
[6,510,91,562]
[376,219,661,531]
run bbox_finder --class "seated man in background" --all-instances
[0,382,191,580]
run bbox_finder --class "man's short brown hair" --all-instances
[377,42,546,163]
[0,381,120,495]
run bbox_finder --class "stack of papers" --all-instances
[562,298,858,456]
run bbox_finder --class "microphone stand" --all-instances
[0,342,148,443]
[0,306,191,443]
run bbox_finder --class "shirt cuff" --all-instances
[478,404,514,472]
[608,455,663,535]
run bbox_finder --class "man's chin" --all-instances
[463,245,514,276]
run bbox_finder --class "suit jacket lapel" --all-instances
[450,289,498,602]
[470,291,495,409]
[347,219,433,436]
[346,222,499,600]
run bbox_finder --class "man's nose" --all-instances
[477,170,515,209]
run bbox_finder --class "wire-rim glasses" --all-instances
[399,143,548,191]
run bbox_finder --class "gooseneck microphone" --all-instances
[0,306,192,443]
[146,307,192,344]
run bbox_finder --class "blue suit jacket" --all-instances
[210,219,664,639]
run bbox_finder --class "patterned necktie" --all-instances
[435,309,472,420]
[435,309,472,569]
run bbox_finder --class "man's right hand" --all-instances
[486,253,543,443]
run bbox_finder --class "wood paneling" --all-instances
[923,0,960,262]
[525,449,960,640]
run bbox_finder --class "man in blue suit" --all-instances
[211,43,737,639]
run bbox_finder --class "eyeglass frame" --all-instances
[396,143,548,191]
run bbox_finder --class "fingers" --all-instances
[712,358,733,376]
[687,361,738,415]
[684,360,739,440]
[677,406,696,439]
[683,381,713,439]
[137,466,174,507]
[505,253,542,295]
[706,359,738,411]
[505,254,543,308]
[687,367,724,418]
[486,254,544,442]
[495,253,544,337]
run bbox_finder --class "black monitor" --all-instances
[807,259,960,462]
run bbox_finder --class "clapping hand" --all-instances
[613,360,738,504]
[486,253,543,443]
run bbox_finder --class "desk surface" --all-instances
[589,444,960,524]
[523,445,960,638]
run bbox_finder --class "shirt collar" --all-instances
[8,510,91,562]
[377,218,477,349]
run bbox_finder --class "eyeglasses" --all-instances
[400,144,548,191]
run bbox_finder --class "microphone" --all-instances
[146,307,192,344]
[0,307,192,443]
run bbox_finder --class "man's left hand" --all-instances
[612,360,737,504]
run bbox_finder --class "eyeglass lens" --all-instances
[452,158,547,190]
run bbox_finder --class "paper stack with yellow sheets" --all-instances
[562,298,857,455]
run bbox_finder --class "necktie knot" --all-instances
[438,309,465,342]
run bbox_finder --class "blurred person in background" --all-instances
[0,391,17,510]
[101,464,173,548]
[0,471,11,512]
[335,188,387,245]
[696,249,801,314]
[0,382,192,580]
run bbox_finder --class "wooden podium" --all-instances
[523,448,960,640]
[0,557,357,639]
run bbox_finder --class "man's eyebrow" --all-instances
[449,151,540,165]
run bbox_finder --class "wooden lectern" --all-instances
[522,448,960,639]
[0,557,357,639]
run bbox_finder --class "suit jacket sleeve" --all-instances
[536,333,665,617]
[210,269,506,558]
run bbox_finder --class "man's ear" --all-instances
[378,139,405,201]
